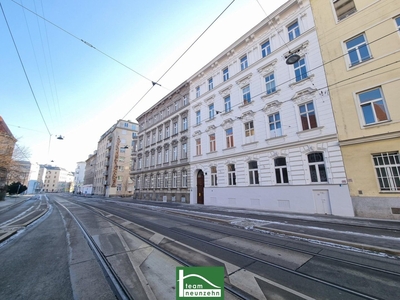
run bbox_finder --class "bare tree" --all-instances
[6,144,31,186]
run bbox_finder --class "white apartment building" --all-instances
[132,82,190,203]
[37,164,74,193]
[73,161,86,193]
[93,120,138,197]
[188,0,354,216]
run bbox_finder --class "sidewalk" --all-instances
[0,195,31,211]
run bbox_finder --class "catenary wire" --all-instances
[1,2,51,136]
[120,0,236,120]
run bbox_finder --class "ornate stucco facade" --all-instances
[187,0,354,216]
[311,0,400,219]
[132,82,191,203]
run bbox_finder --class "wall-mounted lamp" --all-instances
[216,111,223,115]
[285,49,301,65]
[56,135,64,140]
[123,145,129,149]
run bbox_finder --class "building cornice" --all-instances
[339,131,400,146]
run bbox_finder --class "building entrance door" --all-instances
[197,170,204,204]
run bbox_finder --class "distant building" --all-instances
[93,120,139,197]
[310,0,400,219]
[74,161,86,193]
[37,164,74,193]
[82,151,97,194]
[132,82,190,203]
[8,160,31,187]
[0,116,17,199]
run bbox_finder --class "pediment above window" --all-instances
[192,102,202,111]
[205,125,216,133]
[239,110,256,122]
[157,146,163,152]
[218,84,233,97]
[236,73,253,88]
[203,94,216,106]
[221,118,234,129]
[179,109,189,117]
[262,100,282,114]
[257,59,278,76]
[192,130,202,137]
[171,139,179,146]
[291,87,317,105]
[180,136,188,142]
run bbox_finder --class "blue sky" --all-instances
[1,0,286,172]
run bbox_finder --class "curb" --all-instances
[0,208,49,243]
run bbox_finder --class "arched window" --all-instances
[308,152,327,182]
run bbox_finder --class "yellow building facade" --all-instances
[310,0,400,219]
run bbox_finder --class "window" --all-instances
[182,143,187,159]
[226,128,234,148]
[196,138,202,155]
[209,134,216,152]
[223,67,229,81]
[242,86,251,104]
[151,153,155,166]
[174,101,179,111]
[172,172,177,188]
[183,95,188,106]
[196,110,201,125]
[117,176,122,181]
[294,57,308,82]
[275,157,289,184]
[157,174,161,188]
[173,122,178,135]
[150,175,154,188]
[333,0,356,21]
[167,106,170,115]
[373,152,400,191]
[145,156,149,167]
[152,131,156,144]
[265,73,276,94]
[144,175,149,188]
[117,184,122,191]
[138,158,142,169]
[164,149,169,163]
[158,128,163,141]
[173,146,178,161]
[209,104,215,120]
[224,95,231,113]
[269,112,282,138]
[299,101,317,130]
[288,21,300,41]
[165,125,170,138]
[244,121,255,143]
[358,88,388,125]
[208,78,213,90]
[346,34,371,66]
[227,164,236,186]
[396,17,400,31]
[160,110,164,119]
[196,86,200,98]
[182,170,188,187]
[308,153,327,182]
[157,152,162,165]
[138,138,143,149]
[137,176,141,188]
[248,161,259,185]
[211,166,218,186]
[240,55,248,70]
[164,173,169,188]
[261,40,271,57]
[146,134,150,146]
[182,117,188,130]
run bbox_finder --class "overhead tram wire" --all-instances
[1,2,51,137]
[121,0,236,120]
[11,0,154,84]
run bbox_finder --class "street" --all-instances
[1,194,400,299]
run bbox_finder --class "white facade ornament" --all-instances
[192,102,202,111]
[192,130,202,137]
[235,73,253,88]
[257,59,278,76]
[291,87,317,105]
[221,118,234,129]
[203,94,216,105]
[205,125,216,133]
[240,110,256,122]
[219,85,233,97]
[262,100,282,114]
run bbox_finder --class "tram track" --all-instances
[64,197,400,299]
